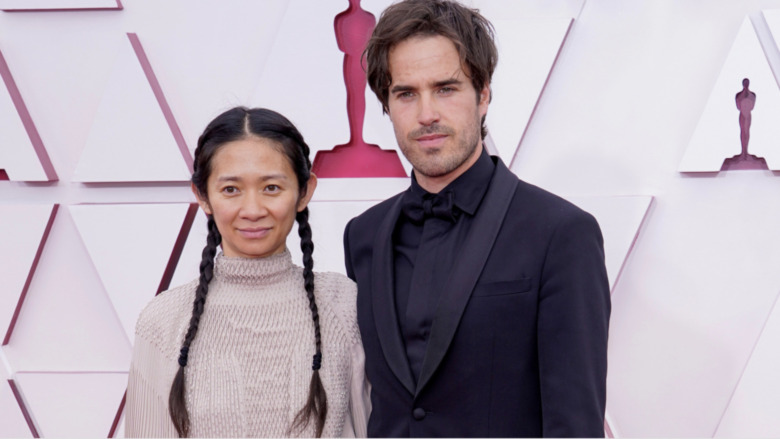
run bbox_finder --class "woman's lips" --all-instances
[238,227,270,239]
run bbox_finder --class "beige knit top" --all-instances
[125,250,370,437]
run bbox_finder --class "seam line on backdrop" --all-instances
[712,287,780,435]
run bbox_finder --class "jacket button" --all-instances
[413,408,426,420]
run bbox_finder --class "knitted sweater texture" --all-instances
[125,250,369,437]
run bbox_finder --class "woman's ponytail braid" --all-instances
[168,216,221,437]
[290,206,327,437]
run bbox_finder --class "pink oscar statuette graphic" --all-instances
[311,0,406,178]
[721,78,768,170]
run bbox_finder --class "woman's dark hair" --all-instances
[168,107,326,437]
[363,0,498,139]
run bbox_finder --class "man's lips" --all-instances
[238,227,270,239]
[416,134,447,147]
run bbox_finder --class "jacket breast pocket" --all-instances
[472,277,533,297]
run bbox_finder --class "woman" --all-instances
[125,107,369,437]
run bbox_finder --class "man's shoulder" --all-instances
[490,156,586,218]
[510,175,597,226]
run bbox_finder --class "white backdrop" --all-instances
[2,0,780,436]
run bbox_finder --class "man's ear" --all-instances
[478,84,490,117]
[191,183,212,215]
[297,173,318,212]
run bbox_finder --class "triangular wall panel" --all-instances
[679,17,780,172]
[0,204,57,344]
[715,289,780,437]
[70,203,194,343]
[73,34,191,182]
[13,372,127,437]
[248,0,350,157]
[606,172,780,436]
[0,48,56,181]
[1,207,130,372]
[491,17,573,166]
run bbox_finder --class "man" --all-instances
[343,0,610,436]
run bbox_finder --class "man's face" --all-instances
[386,34,489,190]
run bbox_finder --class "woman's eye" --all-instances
[222,186,238,195]
[265,184,280,193]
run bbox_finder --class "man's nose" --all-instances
[417,94,440,126]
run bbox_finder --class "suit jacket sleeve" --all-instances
[537,209,610,437]
[343,218,356,282]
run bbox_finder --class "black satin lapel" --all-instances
[415,161,519,395]
[372,196,416,395]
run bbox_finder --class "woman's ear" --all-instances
[297,173,318,212]
[191,183,212,215]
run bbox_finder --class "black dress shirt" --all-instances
[393,148,495,383]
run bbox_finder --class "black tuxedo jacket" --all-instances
[344,157,610,437]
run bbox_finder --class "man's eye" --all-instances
[439,87,454,94]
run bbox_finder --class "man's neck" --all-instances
[416,142,484,194]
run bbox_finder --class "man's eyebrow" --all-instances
[433,78,462,88]
[390,84,415,94]
[390,78,463,94]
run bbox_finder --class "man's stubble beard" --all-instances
[396,112,482,179]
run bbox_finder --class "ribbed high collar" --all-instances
[212,249,295,285]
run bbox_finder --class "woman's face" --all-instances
[194,136,316,259]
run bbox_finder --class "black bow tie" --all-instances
[401,190,459,224]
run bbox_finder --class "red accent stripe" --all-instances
[127,33,193,174]
[3,204,59,345]
[107,391,126,438]
[0,49,58,180]
[156,203,198,295]
[0,169,9,180]
[7,379,40,438]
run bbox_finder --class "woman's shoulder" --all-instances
[312,271,359,340]
[312,271,356,297]
[134,278,198,344]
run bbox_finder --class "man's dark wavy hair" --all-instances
[363,0,498,138]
